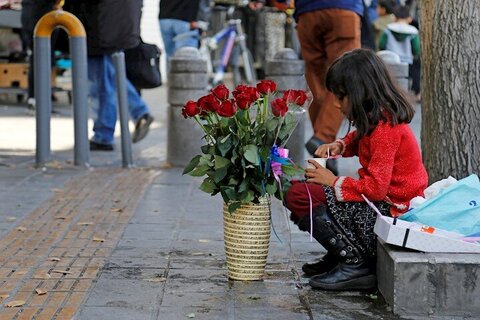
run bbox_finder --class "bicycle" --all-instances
[173,6,257,87]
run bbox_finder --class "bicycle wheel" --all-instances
[233,48,257,86]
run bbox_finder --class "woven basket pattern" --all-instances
[223,199,271,281]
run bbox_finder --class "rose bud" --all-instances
[217,99,237,117]
[181,100,201,118]
[256,80,277,95]
[271,98,288,117]
[211,84,230,101]
[198,94,220,112]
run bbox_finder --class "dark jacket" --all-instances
[294,0,363,20]
[21,0,58,48]
[159,0,200,23]
[65,0,142,56]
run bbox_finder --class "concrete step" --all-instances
[377,239,480,318]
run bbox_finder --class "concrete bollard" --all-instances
[265,48,307,165]
[377,50,409,92]
[167,47,209,166]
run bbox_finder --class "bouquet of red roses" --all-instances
[182,80,310,212]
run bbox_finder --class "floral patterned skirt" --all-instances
[323,186,391,257]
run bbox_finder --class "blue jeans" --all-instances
[88,55,149,145]
[160,19,198,58]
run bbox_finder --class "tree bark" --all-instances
[420,0,480,183]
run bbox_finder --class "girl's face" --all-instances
[332,94,350,117]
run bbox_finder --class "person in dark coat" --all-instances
[65,0,154,150]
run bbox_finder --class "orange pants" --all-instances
[297,9,361,143]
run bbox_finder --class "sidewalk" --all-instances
[0,87,402,319]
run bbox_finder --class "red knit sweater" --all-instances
[334,121,428,217]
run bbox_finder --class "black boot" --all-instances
[295,212,337,277]
[306,206,376,291]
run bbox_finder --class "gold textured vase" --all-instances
[223,198,271,281]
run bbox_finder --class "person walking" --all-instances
[159,0,211,59]
[378,5,421,102]
[293,0,362,173]
[285,49,428,290]
[65,0,154,151]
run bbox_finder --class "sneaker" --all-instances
[89,140,114,151]
[132,113,154,143]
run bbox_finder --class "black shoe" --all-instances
[302,252,337,276]
[89,140,114,151]
[309,259,376,291]
[132,113,154,143]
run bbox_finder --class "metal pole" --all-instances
[112,52,133,168]
[34,10,88,167]
[70,36,90,166]
[34,37,52,166]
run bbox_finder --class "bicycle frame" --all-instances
[208,19,254,86]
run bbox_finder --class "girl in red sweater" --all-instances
[285,48,428,291]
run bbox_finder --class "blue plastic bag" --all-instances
[400,174,480,236]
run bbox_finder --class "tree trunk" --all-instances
[420,0,480,183]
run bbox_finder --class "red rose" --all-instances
[211,84,229,101]
[235,93,253,110]
[181,100,201,118]
[232,84,248,97]
[198,94,220,113]
[271,98,288,117]
[256,80,277,95]
[283,89,308,105]
[217,99,237,117]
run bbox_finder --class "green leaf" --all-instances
[182,155,201,175]
[266,182,278,195]
[213,167,228,183]
[240,190,255,203]
[266,118,279,131]
[214,155,231,169]
[228,201,241,213]
[221,187,237,202]
[238,178,249,193]
[244,145,259,165]
[199,154,214,166]
[281,164,304,176]
[199,178,217,193]
[201,145,215,155]
[217,134,233,156]
[189,165,210,177]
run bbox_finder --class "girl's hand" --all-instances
[305,160,337,186]
[314,141,342,158]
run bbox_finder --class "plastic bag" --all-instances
[400,174,480,236]
[409,176,457,209]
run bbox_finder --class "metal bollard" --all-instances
[265,48,307,165]
[34,10,89,167]
[112,52,133,168]
[167,47,209,166]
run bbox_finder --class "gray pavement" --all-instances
[0,86,412,319]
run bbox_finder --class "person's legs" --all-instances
[172,20,198,53]
[297,9,360,146]
[126,77,154,143]
[160,19,176,58]
[285,182,337,276]
[89,55,117,147]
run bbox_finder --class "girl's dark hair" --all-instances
[325,48,414,141]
